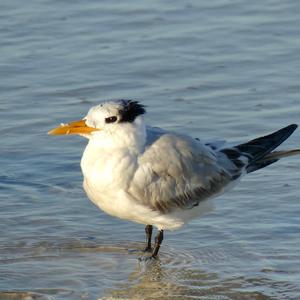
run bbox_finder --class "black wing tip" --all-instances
[287,123,298,131]
[279,123,298,138]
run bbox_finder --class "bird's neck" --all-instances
[80,118,146,179]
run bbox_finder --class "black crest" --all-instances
[119,100,146,122]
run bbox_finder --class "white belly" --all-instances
[83,177,214,230]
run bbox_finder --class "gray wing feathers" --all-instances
[262,149,300,160]
[129,131,234,213]
[149,169,231,213]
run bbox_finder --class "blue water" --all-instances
[1,1,300,299]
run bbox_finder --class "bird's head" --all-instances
[48,100,146,147]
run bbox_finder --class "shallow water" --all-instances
[1,0,300,299]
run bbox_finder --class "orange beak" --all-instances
[48,119,99,135]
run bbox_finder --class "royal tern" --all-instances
[49,100,300,258]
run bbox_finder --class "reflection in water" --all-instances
[104,248,274,300]
[0,237,299,299]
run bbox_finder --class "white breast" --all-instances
[81,145,185,229]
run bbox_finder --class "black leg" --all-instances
[144,225,153,252]
[151,229,164,258]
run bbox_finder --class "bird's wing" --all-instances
[128,129,238,213]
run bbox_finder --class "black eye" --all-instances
[105,116,118,124]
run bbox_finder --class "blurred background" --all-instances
[1,0,300,299]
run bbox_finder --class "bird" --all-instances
[48,100,300,259]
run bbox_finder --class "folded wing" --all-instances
[128,129,240,213]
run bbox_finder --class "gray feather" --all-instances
[261,149,300,161]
